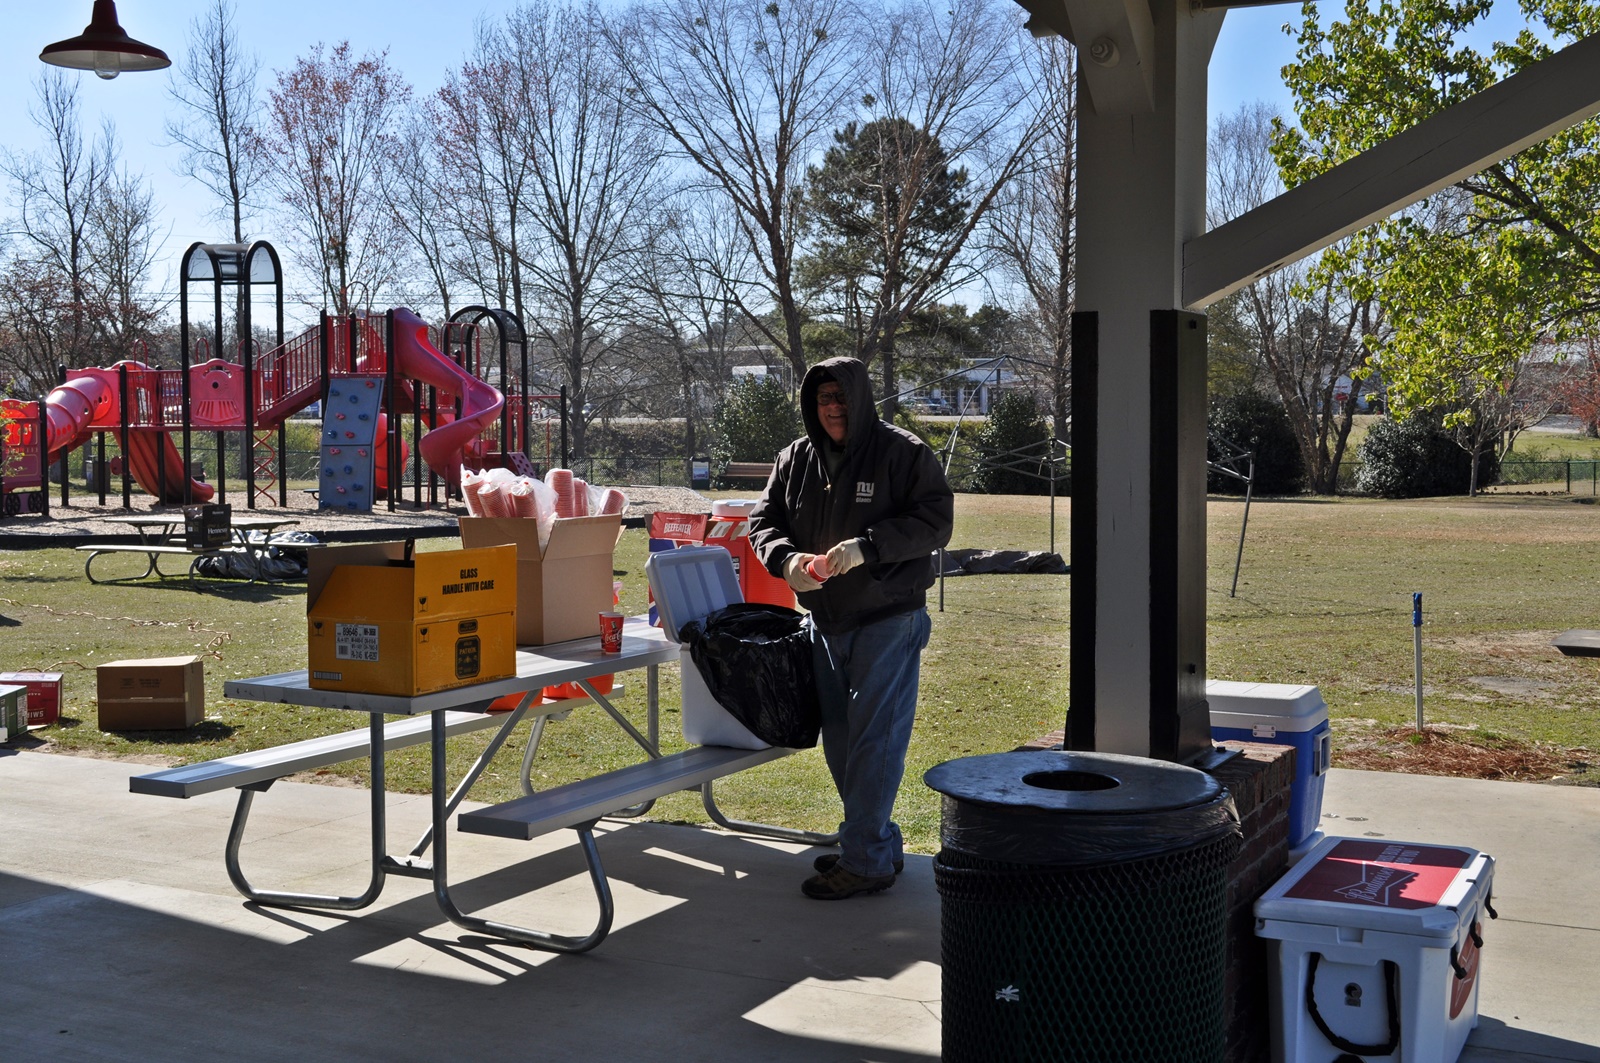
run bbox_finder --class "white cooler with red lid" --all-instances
[1254,836,1495,1063]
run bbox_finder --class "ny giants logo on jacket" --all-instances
[855,481,875,504]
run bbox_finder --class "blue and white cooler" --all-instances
[1255,836,1495,1063]
[1208,680,1331,857]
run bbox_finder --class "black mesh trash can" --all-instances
[925,750,1242,1063]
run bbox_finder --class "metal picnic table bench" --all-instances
[76,514,304,585]
[129,616,833,953]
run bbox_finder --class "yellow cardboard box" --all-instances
[98,656,206,730]
[459,514,622,646]
[306,541,518,696]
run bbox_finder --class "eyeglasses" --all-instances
[816,390,848,408]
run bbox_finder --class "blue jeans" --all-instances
[810,608,932,878]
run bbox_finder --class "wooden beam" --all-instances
[1184,31,1600,309]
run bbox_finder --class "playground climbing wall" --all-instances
[320,376,384,512]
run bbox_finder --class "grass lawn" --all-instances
[3,490,1596,858]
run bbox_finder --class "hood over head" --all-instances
[801,356,877,450]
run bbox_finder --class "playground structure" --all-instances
[0,242,565,516]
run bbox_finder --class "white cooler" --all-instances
[644,545,770,750]
[1255,836,1496,1063]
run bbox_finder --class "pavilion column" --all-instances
[1067,1,1221,760]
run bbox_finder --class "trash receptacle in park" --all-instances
[925,750,1243,1063]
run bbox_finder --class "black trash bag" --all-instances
[679,603,820,749]
[193,531,321,581]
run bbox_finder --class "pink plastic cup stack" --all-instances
[548,468,576,518]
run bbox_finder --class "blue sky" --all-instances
[1,1,1537,309]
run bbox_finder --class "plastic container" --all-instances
[705,500,795,609]
[1254,836,1495,1063]
[925,750,1243,1062]
[1207,680,1330,848]
[644,546,767,749]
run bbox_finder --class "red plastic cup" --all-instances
[549,468,576,518]
[806,556,830,582]
[599,611,624,654]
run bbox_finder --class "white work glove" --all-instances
[783,553,825,593]
[825,538,866,578]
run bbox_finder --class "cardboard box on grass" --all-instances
[0,684,25,742]
[0,671,64,727]
[97,657,205,731]
[459,514,622,646]
[307,541,518,696]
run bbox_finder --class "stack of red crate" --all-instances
[648,505,796,611]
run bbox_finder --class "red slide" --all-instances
[43,371,214,504]
[389,307,504,486]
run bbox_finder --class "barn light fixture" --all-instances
[40,2,170,81]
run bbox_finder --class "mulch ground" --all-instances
[1335,725,1594,783]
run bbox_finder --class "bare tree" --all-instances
[611,0,860,381]
[85,135,166,361]
[804,0,1043,413]
[263,42,411,314]
[385,105,457,319]
[465,1,664,457]
[432,26,540,323]
[0,252,73,395]
[632,190,755,474]
[2,72,106,371]
[1209,101,1382,494]
[980,33,1074,437]
[166,0,263,246]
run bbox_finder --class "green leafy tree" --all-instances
[710,375,802,473]
[968,391,1058,495]
[1273,0,1600,417]
[1207,391,1305,496]
[1355,410,1498,498]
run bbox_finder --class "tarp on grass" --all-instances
[939,549,1068,577]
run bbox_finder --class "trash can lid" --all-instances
[924,750,1223,816]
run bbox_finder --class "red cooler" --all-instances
[1254,836,1495,1063]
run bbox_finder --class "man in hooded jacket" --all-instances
[749,356,954,899]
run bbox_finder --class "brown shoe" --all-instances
[813,853,903,875]
[801,863,896,900]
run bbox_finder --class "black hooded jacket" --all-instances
[749,357,954,634]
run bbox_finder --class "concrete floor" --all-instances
[1,750,1596,1062]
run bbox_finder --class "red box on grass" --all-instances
[0,672,64,727]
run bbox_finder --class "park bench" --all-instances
[75,542,232,583]
[459,743,797,841]
[128,695,603,904]
[454,740,826,951]
[721,461,774,485]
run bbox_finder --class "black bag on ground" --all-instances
[679,603,820,749]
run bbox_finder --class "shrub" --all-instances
[968,392,1063,495]
[1207,391,1304,496]
[1355,412,1498,498]
[710,376,801,472]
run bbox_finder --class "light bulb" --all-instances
[93,52,121,80]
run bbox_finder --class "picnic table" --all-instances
[133,616,832,952]
[76,514,302,584]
